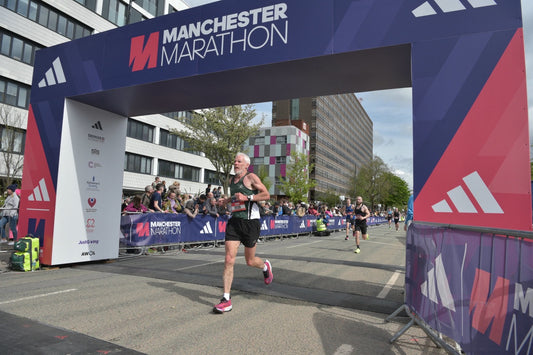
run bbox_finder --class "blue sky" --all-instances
[184,0,533,191]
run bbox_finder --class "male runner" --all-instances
[393,207,401,231]
[353,196,370,254]
[213,152,273,313]
[387,209,393,229]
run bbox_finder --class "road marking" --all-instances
[175,256,244,271]
[286,240,324,249]
[0,289,77,305]
[334,344,354,355]
[377,271,401,299]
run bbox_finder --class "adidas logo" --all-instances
[432,171,503,214]
[420,254,456,311]
[412,0,497,17]
[300,221,305,228]
[261,220,268,231]
[28,178,50,202]
[199,222,213,234]
[37,57,66,88]
[91,121,103,130]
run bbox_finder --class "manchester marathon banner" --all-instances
[406,223,533,354]
[120,214,386,246]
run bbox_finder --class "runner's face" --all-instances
[356,197,362,204]
[234,155,249,176]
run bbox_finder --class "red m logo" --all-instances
[218,221,227,233]
[470,268,510,345]
[136,222,150,237]
[129,32,159,72]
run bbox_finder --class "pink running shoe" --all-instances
[213,297,232,314]
[263,260,273,285]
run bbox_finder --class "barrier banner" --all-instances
[406,224,533,354]
[120,215,353,246]
[120,213,228,246]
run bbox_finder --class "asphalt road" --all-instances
[0,224,449,354]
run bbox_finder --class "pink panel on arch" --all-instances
[415,30,531,231]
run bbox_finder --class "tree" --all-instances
[170,105,263,192]
[280,151,316,204]
[256,165,272,194]
[0,105,25,189]
[353,156,391,211]
[382,172,410,209]
[315,189,341,208]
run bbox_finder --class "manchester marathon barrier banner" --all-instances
[120,214,386,246]
[406,223,533,354]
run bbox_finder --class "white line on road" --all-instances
[334,344,354,355]
[377,271,401,299]
[0,288,78,305]
[174,256,244,271]
[286,240,324,249]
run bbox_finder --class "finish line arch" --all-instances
[20,0,530,265]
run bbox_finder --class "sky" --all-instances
[184,0,533,191]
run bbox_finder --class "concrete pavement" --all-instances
[0,224,450,354]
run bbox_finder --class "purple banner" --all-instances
[120,214,358,246]
[406,224,533,354]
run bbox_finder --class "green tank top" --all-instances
[230,173,259,219]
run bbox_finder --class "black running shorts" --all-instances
[354,221,368,235]
[225,217,261,248]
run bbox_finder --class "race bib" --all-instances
[230,200,246,212]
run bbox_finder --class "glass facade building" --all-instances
[272,94,373,199]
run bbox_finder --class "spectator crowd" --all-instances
[121,177,346,220]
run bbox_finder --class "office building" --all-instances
[272,94,373,200]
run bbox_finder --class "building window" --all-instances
[0,127,25,154]
[204,170,221,185]
[158,160,200,182]
[0,0,92,39]
[276,156,286,164]
[253,137,265,145]
[0,78,30,109]
[102,0,144,26]
[290,99,299,120]
[0,30,42,65]
[74,0,97,12]
[124,152,152,174]
[159,129,201,155]
[127,119,154,142]
[276,136,287,144]
[134,0,158,16]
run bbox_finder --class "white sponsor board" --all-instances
[52,100,126,264]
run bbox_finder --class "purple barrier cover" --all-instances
[406,224,533,354]
[120,213,227,246]
[120,214,350,246]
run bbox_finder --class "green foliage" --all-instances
[170,105,263,192]
[352,156,410,211]
[280,152,316,204]
[315,190,341,208]
[256,165,272,193]
[353,156,391,210]
[382,172,411,209]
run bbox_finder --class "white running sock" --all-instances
[224,293,230,300]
